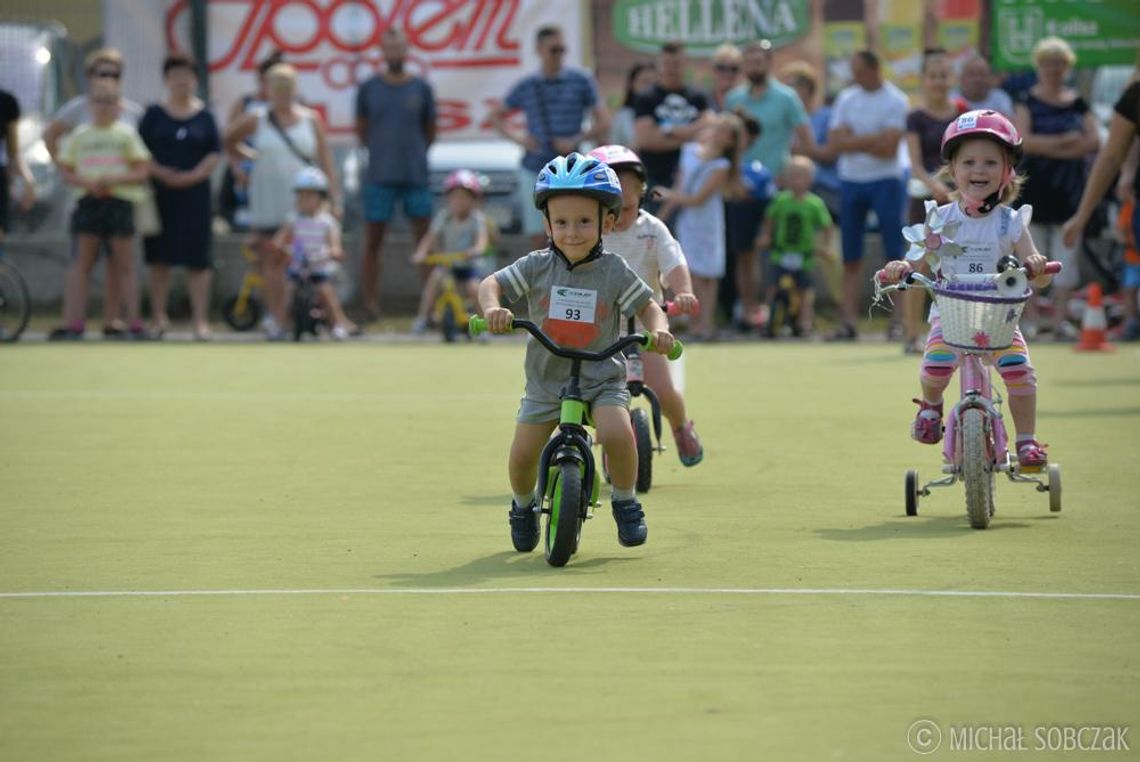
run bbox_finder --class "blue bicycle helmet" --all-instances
[533,152,622,215]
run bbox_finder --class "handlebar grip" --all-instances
[642,332,684,360]
[663,299,700,317]
[468,316,489,336]
[1043,261,1062,275]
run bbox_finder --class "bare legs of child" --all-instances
[643,352,704,466]
[690,275,718,340]
[316,282,356,339]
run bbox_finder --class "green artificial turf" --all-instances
[1,341,1137,761]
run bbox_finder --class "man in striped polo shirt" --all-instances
[490,25,611,250]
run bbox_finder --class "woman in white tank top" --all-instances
[224,64,342,336]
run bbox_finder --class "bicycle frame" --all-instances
[423,252,474,330]
[470,316,681,509]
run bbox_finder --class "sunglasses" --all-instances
[549,45,567,55]
[93,70,122,80]
[714,63,740,73]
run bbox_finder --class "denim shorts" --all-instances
[362,183,433,224]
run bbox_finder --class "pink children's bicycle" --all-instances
[874,261,1063,529]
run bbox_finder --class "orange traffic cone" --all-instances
[1074,282,1114,352]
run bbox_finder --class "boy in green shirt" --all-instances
[757,156,834,337]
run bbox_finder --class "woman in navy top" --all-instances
[138,53,221,339]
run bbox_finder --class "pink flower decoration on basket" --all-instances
[973,331,991,348]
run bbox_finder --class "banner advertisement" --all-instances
[935,0,980,62]
[877,0,923,96]
[992,0,1140,70]
[104,0,586,144]
[610,0,811,55]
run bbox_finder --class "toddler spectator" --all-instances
[409,170,491,334]
[271,168,355,340]
[654,112,746,340]
[757,156,834,337]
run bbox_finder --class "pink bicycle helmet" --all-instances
[443,169,485,196]
[940,109,1023,162]
[588,145,647,184]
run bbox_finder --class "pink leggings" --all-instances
[920,318,1036,396]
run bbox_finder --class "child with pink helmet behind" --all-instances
[588,144,705,466]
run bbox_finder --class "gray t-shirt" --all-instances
[54,94,144,129]
[355,75,436,186]
[495,249,653,403]
[430,207,485,252]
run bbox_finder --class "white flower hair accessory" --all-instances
[902,200,963,265]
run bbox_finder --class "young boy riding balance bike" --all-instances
[477,153,676,551]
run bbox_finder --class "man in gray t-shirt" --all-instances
[353,27,437,320]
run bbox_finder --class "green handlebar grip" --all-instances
[642,332,684,360]
[469,316,488,336]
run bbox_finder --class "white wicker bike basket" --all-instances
[933,275,1030,351]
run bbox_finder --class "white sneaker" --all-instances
[331,324,349,341]
[411,317,428,335]
[1053,321,1079,342]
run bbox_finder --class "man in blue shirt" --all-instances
[490,26,611,250]
[355,27,437,321]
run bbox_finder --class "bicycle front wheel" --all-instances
[545,461,584,567]
[961,408,993,529]
[0,262,31,341]
[632,408,653,493]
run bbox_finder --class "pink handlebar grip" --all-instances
[664,300,699,317]
[1043,261,1062,275]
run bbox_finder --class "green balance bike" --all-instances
[469,315,683,567]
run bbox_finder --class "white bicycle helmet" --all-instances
[293,166,329,193]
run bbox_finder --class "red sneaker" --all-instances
[1017,440,1048,469]
[911,398,944,444]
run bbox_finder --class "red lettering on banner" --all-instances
[167,0,522,75]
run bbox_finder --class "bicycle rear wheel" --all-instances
[0,262,31,341]
[291,288,309,342]
[221,293,262,331]
[961,409,993,529]
[441,303,458,343]
[545,461,584,567]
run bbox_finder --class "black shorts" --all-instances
[71,196,135,237]
[767,261,814,291]
[725,197,768,255]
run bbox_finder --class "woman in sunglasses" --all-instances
[709,43,742,113]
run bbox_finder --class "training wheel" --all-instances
[905,469,920,516]
[1047,463,1062,512]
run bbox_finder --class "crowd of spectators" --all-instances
[2,29,1136,342]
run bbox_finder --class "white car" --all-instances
[340,138,523,234]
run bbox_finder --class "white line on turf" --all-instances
[1,588,1138,601]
